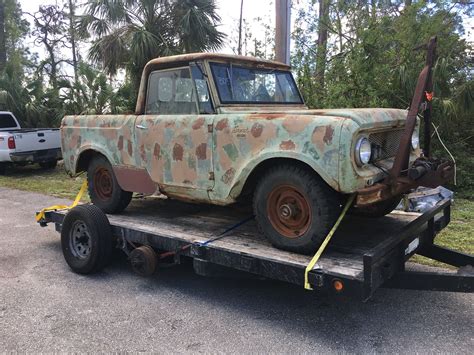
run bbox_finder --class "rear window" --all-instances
[0,113,18,129]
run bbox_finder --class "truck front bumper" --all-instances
[356,158,454,206]
[10,148,62,163]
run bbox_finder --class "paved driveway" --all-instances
[0,187,472,352]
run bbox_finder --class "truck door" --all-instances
[134,65,214,196]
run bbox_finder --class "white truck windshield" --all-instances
[210,63,303,105]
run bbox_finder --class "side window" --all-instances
[190,63,214,114]
[145,67,198,115]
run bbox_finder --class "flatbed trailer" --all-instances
[39,197,473,301]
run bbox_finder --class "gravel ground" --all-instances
[0,187,472,353]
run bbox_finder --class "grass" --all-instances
[0,163,472,268]
[0,164,88,201]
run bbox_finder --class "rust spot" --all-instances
[323,125,334,145]
[216,118,229,131]
[127,140,133,157]
[153,143,161,159]
[140,144,147,161]
[251,123,263,138]
[165,121,175,128]
[117,136,124,150]
[182,179,192,185]
[196,143,207,160]
[280,140,296,150]
[192,117,205,130]
[173,143,184,161]
[221,168,236,184]
[248,113,285,120]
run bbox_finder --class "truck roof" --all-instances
[143,53,291,71]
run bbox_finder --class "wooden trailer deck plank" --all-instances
[54,198,421,281]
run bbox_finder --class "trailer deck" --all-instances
[41,197,473,301]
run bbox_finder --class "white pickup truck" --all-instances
[0,111,62,174]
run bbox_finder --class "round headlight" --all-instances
[411,128,420,150]
[355,137,372,166]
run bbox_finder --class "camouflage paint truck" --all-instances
[61,53,453,254]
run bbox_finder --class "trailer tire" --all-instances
[39,160,57,169]
[61,204,114,274]
[351,196,401,218]
[87,155,132,214]
[253,164,340,254]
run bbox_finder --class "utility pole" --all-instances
[237,0,244,55]
[275,0,291,64]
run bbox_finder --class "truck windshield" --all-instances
[209,62,303,105]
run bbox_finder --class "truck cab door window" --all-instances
[190,63,214,114]
[145,67,198,115]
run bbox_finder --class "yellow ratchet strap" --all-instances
[304,193,356,290]
[35,180,88,222]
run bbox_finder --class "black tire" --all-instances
[61,204,114,274]
[0,163,6,175]
[87,155,132,214]
[253,164,341,254]
[39,160,57,169]
[351,196,401,218]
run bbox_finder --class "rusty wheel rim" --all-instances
[93,167,113,200]
[267,185,312,238]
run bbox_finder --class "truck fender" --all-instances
[228,151,340,200]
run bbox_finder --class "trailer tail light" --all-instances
[8,136,16,149]
[333,279,344,292]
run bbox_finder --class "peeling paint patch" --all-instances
[196,143,207,160]
[223,143,239,162]
[216,118,229,131]
[153,143,161,159]
[280,140,296,150]
[221,168,235,184]
[172,143,184,161]
[127,140,133,156]
[117,136,124,150]
[251,123,263,138]
[192,117,205,130]
[303,141,320,161]
[324,125,334,145]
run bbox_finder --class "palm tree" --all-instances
[80,0,225,89]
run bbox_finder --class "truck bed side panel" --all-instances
[61,115,138,173]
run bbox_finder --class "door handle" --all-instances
[136,124,147,130]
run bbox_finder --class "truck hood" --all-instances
[221,107,409,129]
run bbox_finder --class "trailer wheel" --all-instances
[39,160,57,169]
[253,164,340,254]
[87,155,132,213]
[61,204,114,274]
[351,196,401,218]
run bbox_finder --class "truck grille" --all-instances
[368,129,404,161]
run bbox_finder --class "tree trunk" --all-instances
[0,0,6,72]
[68,0,79,89]
[238,0,243,55]
[315,0,330,105]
